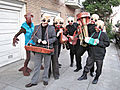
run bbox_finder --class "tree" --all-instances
[82,0,120,20]
[82,0,120,39]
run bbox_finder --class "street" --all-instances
[0,43,120,90]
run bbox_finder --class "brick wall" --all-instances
[23,0,75,25]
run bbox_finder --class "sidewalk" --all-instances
[0,43,120,90]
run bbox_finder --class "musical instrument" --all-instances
[25,25,54,54]
[25,45,54,54]
[77,12,90,47]
[67,31,78,45]
[57,27,68,44]
[54,16,68,44]
[60,33,68,44]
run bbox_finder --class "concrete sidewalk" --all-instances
[0,43,120,90]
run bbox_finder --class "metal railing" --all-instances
[66,0,81,4]
[65,0,81,8]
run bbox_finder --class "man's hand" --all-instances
[57,29,63,37]
[95,39,99,44]
[42,40,47,44]
[13,37,19,46]
[67,35,74,40]
[70,36,74,40]
[38,39,42,43]
[85,37,90,43]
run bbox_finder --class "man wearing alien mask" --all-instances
[25,13,56,87]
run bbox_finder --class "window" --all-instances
[41,8,60,25]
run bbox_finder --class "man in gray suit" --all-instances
[25,13,56,87]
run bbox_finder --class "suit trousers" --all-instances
[84,57,103,77]
[76,45,94,73]
[49,44,59,78]
[31,53,51,84]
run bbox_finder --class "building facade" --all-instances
[0,0,83,67]
[24,0,82,25]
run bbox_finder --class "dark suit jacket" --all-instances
[32,24,56,48]
[89,31,110,60]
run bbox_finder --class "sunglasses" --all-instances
[42,19,50,22]
[54,22,63,24]
[77,18,81,21]
[68,20,73,23]
[91,18,97,22]
[99,26,102,29]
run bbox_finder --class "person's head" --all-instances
[77,12,90,26]
[90,14,99,24]
[41,13,51,27]
[53,16,64,28]
[95,20,104,32]
[24,12,33,24]
[67,17,74,25]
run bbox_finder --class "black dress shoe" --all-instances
[59,66,61,68]
[77,76,87,81]
[54,76,59,80]
[77,73,87,81]
[90,72,94,77]
[74,68,82,72]
[25,83,37,88]
[59,64,62,66]
[59,64,62,68]
[70,63,73,67]
[92,79,98,84]
[43,81,48,86]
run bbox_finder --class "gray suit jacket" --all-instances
[32,24,56,48]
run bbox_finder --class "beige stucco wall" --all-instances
[23,0,75,25]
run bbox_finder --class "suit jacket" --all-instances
[89,31,110,60]
[32,24,56,48]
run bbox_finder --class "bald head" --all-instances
[41,13,51,26]
[24,12,33,24]
[67,17,74,25]
[54,16,64,27]
[90,14,99,24]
